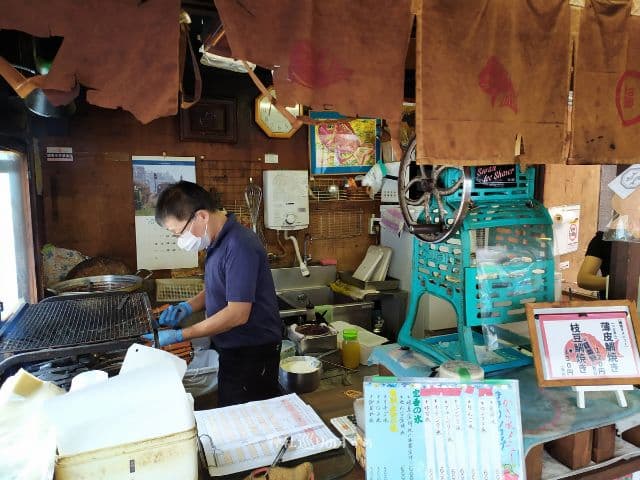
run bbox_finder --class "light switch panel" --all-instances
[264,153,279,164]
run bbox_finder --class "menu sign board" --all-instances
[364,377,524,480]
[526,301,640,387]
[474,165,517,188]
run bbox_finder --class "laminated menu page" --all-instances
[364,377,524,480]
[195,394,341,476]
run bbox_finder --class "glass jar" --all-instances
[341,329,360,369]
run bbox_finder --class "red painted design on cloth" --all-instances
[615,71,640,126]
[478,56,518,114]
[288,40,353,89]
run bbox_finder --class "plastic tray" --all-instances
[156,278,204,302]
[332,321,388,365]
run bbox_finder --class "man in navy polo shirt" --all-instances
[145,181,283,406]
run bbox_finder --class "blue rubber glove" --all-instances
[158,301,192,328]
[141,329,184,347]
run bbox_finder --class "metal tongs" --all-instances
[151,318,160,349]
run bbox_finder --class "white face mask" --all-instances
[176,221,210,252]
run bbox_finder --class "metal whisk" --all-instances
[244,177,264,243]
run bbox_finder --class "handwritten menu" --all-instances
[364,378,524,480]
[535,310,640,380]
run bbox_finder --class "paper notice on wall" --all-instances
[548,205,581,256]
[380,205,405,237]
[132,156,197,270]
[46,146,73,162]
[608,164,640,200]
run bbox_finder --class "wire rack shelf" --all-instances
[309,207,364,239]
[308,176,380,202]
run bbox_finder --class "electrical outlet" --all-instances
[264,153,278,164]
[368,215,380,235]
[380,187,398,203]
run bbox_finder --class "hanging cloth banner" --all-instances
[214,0,413,153]
[415,0,570,166]
[0,0,180,124]
[570,0,640,164]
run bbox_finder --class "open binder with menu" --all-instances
[194,394,341,476]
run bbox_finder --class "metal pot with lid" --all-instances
[47,269,153,295]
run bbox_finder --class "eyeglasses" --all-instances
[174,211,197,236]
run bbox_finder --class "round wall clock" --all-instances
[254,86,303,138]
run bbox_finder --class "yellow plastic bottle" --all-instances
[341,329,361,369]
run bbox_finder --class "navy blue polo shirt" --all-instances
[204,213,282,349]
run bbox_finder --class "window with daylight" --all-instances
[0,149,35,320]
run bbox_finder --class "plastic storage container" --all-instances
[280,339,296,360]
[54,427,198,480]
[333,321,388,365]
[155,278,204,302]
[182,349,219,398]
[341,329,361,369]
[437,360,484,381]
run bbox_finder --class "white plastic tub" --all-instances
[332,321,388,365]
[54,427,198,480]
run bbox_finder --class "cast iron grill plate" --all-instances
[0,292,153,354]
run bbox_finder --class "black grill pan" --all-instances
[0,291,153,375]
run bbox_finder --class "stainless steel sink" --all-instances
[272,266,374,330]
[277,296,294,311]
[278,286,359,308]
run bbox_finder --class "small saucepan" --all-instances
[279,355,322,394]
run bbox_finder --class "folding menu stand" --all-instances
[572,384,633,409]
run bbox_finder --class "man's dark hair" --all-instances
[155,181,219,226]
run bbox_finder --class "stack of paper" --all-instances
[195,394,341,476]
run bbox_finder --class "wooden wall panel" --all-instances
[543,164,601,292]
[609,241,640,301]
[39,71,376,275]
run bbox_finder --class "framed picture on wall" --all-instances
[309,111,380,175]
[179,98,237,143]
[525,300,640,387]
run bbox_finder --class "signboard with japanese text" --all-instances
[526,301,640,387]
[474,165,517,188]
[364,377,524,480]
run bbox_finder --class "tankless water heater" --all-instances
[263,170,309,230]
